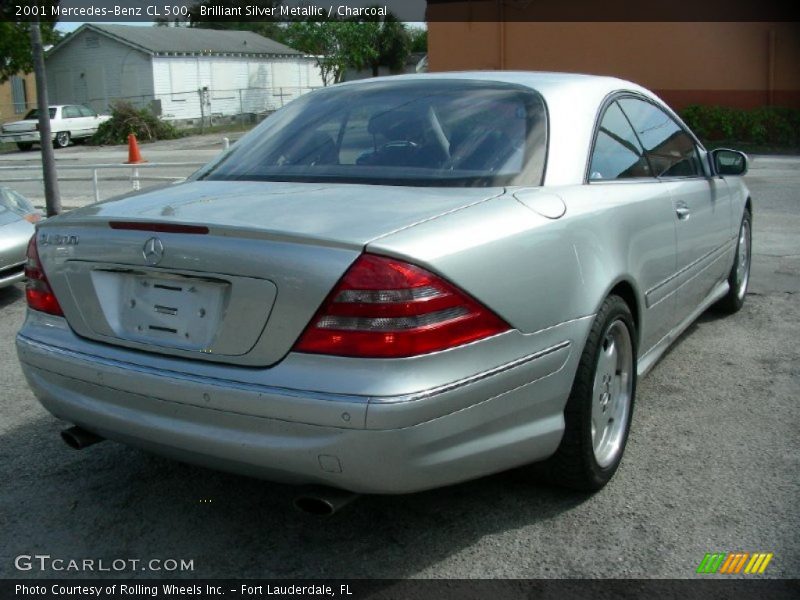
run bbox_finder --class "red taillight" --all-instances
[294,254,509,358]
[25,235,64,316]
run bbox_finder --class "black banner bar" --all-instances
[2,0,798,23]
[3,579,799,600]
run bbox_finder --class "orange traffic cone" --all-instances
[125,133,147,164]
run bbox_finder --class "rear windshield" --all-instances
[202,80,547,187]
[24,108,57,119]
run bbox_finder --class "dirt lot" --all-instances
[0,154,797,579]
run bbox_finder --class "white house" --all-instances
[45,24,324,124]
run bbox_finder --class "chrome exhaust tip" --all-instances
[293,487,359,516]
[61,426,104,450]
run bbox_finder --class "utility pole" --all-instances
[30,17,61,216]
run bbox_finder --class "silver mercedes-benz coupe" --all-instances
[17,72,751,496]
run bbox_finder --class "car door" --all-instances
[78,105,100,136]
[586,99,677,354]
[61,105,83,135]
[76,105,94,137]
[48,106,62,131]
[618,97,732,325]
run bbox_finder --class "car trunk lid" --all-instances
[2,120,37,134]
[37,181,501,366]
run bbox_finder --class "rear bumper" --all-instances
[0,131,46,144]
[17,314,591,494]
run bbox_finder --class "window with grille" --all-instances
[11,76,27,114]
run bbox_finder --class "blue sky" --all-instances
[57,21,152,33]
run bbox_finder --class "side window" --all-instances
[589,101,652,181]
[62,106,81,119]
[11,75,27,114]
[618,98,702,178]
[78,105,96,117]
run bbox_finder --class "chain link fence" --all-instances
[149,85,319,128]
[1,85,320,129]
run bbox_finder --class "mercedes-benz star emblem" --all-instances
[142,237,165,266]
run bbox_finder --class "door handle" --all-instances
[675,204,691,220]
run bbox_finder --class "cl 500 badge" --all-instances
[39,233,79,246]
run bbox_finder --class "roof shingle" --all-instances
[78,24,301,56]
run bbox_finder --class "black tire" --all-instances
[53,131,70,148]
[535,295,637,491]
[715,209,752,314]
[16,142,33,151]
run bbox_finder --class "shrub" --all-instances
[91,101,180,145]
[680,104,800,147]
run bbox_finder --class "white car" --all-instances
[0,105,110,150]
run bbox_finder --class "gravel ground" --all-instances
[0,155,797,580]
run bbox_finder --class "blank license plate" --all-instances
[100,271,228,352]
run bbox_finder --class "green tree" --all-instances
[0,3,61,83]
[407,26,427,54]
[353,13,410,77]
[283,12,411,84]
[282,19,357,86]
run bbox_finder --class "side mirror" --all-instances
[711,148,748,177]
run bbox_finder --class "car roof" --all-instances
[335,70,651,98]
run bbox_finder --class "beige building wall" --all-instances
[0,72,37,125]
[428,20,800,110]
